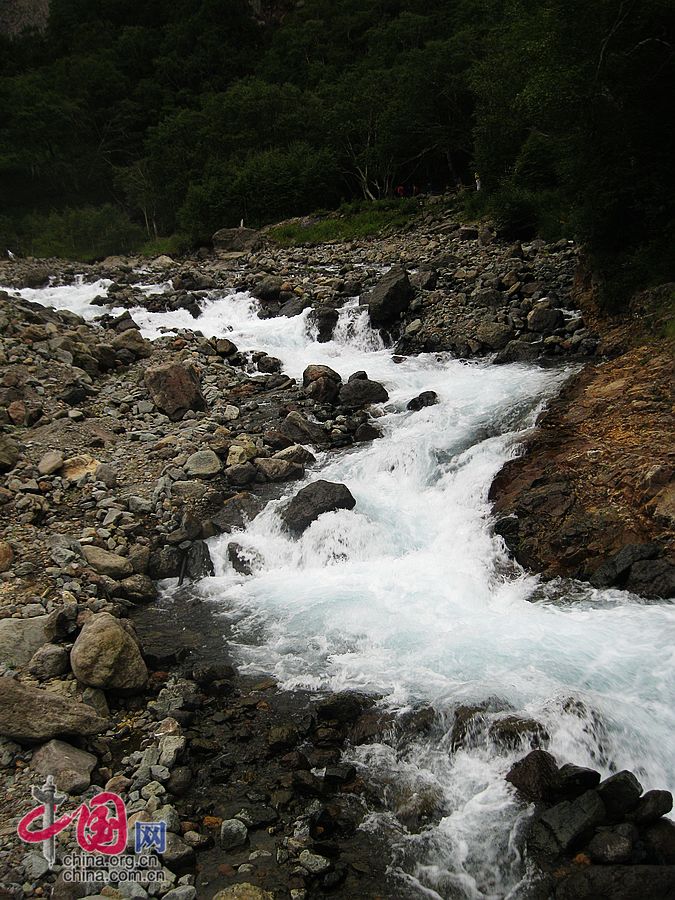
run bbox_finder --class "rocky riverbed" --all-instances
[0,206,673,900]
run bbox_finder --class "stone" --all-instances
[274,444,315,465]
[225,462,257,485]
[298,849,331,875]
[0,434,19,472]
[111,328,152,358]
[586,824,635,864]
[0,539,13,572]
[211,886,273,900]
[0,615,50,667]
[303,365,342,403]
[596,770,643,818]
[528,790,606,857]
[406,390,438,412]
[212,227,261,253]
[144,362,206,420]
[82,546,133,579]
[220,818,248,849]
[316,692,374,723]
[506,749,560,802]
[280,480,356,535]
[0,677,107,741]
[255,457,304,481]
[557,763,601,797]
[70,612,148,691]
[31,739,97,794]
[28,642,69,679]
[354,422,381,442]
[253,275,283,302]
[279,411,328,446]
[527,304,564,333]
[626,558,675,599]
[184,450,221,477]
[643,818,675,864]
[589,542,659,589]
[554,865,675,900]
[184,541,215,580]
[338,378,389,408]
[475,322,514,350]
[119,574,157,603]
[628,789,673,825]
[367,266,414,328]
[163,889,196,900]
[159,832,194,868]
[38,449,64,475]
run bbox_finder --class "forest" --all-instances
[1,0,673,304]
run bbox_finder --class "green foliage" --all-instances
[139,234,191,259]
[18,205,145,261]
[268,199,420,246]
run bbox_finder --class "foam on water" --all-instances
[13,280,675,898]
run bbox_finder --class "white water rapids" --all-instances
[15,278,675,898]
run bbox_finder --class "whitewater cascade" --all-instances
[18,279,675,899]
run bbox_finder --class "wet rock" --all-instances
[554,865,675,900]
[28,643,69,679]
[589,542,660,589]
[255,457,304,481]
[0,615,50,667]
[506,749,560,802]
[628,789,673,825]
[596,770,643,818]
[586,823,636,864]
[0,677,107,741]
[144,362,206,420]
[0,434,19,472]
[643,818,675,864]
[316,692,374,724]
[81,546,133,579]
[407,390,438,412]
[220,818,248,849]
[309,306,339,342]
[489,715,549,749]
[475,321,514,350]
[338,377,388,408]
[557,763,601,797]
[70,612,148,692]
[119,574,157,603]
[354,422,381,442]
[298,849,331,875]
[281,480,356,535]
[625,558,675,599]
[279,411,328,446]
[367,266,414,328]
[528,790,606,857]
[31,739,97,794]
[303,364,342,402]
[183,541,215,580]
[253,275,283,303]
[274,444,315,465]
[527,303,564,333]
[210,492,263,533]
[184,449,221,478]
[227,542,256,576]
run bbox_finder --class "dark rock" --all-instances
[407,390,438,412]
[596,770,643,819]
[353,422,381,442]
[212,226,261,253]
[227,542,255,576]
[144,362,206,420]
[309,306,339,343]
[257,354,282,373]
[590,542,660,589]
[166,766,193,796]
[279,296,310,317]
[303,365,342,403]
[628,789,673,825]
[527,305,565,333]
[338,378,388,408]
[494,339,541,363]
[528,790,606,857]
[506,750,560,801]
[626,558,675,599]
[183,541,214,580]
[475,322,514,350]
[210,492,263,533]
[554,865,675,900]
[367,266,415,328]
[489,715,548,749]
[557,763,601,798]
[643,818,675,864]
[280,480,356,535]
[586,824,636,864]
[316,692,374,724]
[253,275,283,303]
[279,411,329,446]
[148,546,183,580]
[0,435,19,472]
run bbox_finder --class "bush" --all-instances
[139,234,191,258]
[20,205,145,260]
[268,198,420,247]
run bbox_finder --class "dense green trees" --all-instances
[1,0,672,302]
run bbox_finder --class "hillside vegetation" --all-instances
[1,0,673,305]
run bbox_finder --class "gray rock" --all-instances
[554,865,675,900]
[255,457,304,482]
[162,888,197,900]
[0,615,50,667]
[527,304,564,333]
[220,817,248,849]
[184,450,221,478]
[0,677,107,741]
[587,824,635,864]
[28,642,69,679]
[298,849,331,875]
[38,450,64,475]
[70,612,148,691]
[81,545,133,579]
[279,411,329,446]
[596,770,643,818]
[31,739,97,793]
[338,378,388,408]
[212,226,261,253]
[184,541,214,580]
[0,434,19,472]
[407,390,438,412]
[528,790,606,856]
[628,789,673,825]
[280,480,356,535]
[159,832,194,868]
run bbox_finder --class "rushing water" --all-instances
[15,279,675,899]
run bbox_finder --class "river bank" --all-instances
[0,210,673,899]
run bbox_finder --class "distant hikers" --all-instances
[475,172,482,191]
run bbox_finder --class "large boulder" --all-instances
[81,545,133,580]
[367,266,414,328]
[338,377,388,408]
[528,790,606,857]
[280,480,356,535]
[0,678,107,742]
[70,613,148,692]
[506,749,560,802]
[212,227,261,254]
[110,327,152,358]
[144,362,207,420]
[527,303,564,333]
[279,411,329,446]
[302,364,342,403]
[31,739,97,794]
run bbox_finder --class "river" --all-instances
[18,277,675,899]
